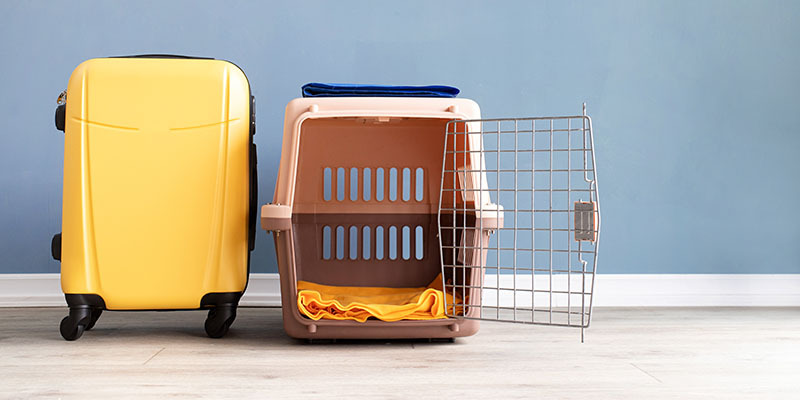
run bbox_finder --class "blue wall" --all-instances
[1,1,798,274]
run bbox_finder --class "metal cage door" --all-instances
[437,104,600,339]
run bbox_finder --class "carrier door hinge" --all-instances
[261,204,292,232]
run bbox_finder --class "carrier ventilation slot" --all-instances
[322,167,425,203]
[321,225,425,261]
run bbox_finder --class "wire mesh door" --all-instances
[438,104,600,339]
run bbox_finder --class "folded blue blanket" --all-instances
[301,83,459,98]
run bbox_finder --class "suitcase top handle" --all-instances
[111,54,214,60]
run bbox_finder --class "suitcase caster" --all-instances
[84,309,103,331]
[60,307,92,341]
[61,294,106,340]
[60,307,102,340]
[204,305,236,339]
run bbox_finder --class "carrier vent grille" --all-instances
[321,225,425,261]
[323,167,425,203]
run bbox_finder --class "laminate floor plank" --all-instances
[0,307,798,399]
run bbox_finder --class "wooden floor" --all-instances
[1,307,798,399]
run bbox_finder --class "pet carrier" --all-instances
[262,96,599,340]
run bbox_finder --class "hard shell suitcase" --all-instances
[52,55,257,340]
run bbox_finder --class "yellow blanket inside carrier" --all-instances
[297,274,460,322]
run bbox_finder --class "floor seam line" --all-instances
[143,347,165,366]
[630,362,663,384]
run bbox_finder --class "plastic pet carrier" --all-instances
[263,92,599,340]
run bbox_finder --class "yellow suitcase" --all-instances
[51,55,257,340]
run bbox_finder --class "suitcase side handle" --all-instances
[55,90,67,132]
[261,204,292,232]
[248,142,258,250]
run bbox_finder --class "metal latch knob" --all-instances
[574,201,597,242]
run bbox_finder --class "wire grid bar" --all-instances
[437,107,600,332]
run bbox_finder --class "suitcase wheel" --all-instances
[204,306,237,339]
[84,309,103,331]
[59,307,102,340]
[60,307,91,341]
[59,317,84,341]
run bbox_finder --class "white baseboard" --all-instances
[0,274,281,308]
[591,274,800,307]
[0,273,798,308]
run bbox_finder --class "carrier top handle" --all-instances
[301,83,459,98]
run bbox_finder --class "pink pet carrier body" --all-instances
[262,97,599,341]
